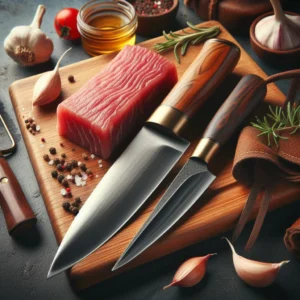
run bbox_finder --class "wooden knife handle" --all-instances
[162,38,240,118]
[203,74,267,145]
[0,156,36,236]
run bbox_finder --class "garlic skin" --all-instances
[4,5,53,66]
[163,254,216,289]
[33,48,71,106]
[224,238,289,288]
[255,0,300,50]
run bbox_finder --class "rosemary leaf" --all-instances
[153,22,220,63]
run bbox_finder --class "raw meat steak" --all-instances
[57,45,178,159]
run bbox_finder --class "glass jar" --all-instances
[77,0,137,56]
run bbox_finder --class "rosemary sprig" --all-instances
[251,102,300,146]
[153,22,220,63]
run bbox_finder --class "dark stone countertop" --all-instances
[0,0,300,299]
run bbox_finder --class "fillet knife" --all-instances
[48,39,240,278]
[113,74,267,270]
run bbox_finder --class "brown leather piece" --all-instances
[284,218,300,257]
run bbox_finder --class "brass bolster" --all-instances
[147,105,189,136]
[192,138,220,164]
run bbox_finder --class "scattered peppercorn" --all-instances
[80,163,87,171]
[29,128,33,133]
[75,197,82,204]
[25,119,29,124]
[61,153,66,158]
[51,170,58,178]
[71,160,78,168]
[60,159,65,165]
[60,143,64,147]
[71,207,79,215]
[86,168,92,175]
[32,131,36,136]
[27,117,33,123]
[49,147,56,155]
[62,201,71,211]
[41,137,46,143]
[43,154,50,162]
[30,123,36,130]
[68,75,75,83]
[65,163,72,171]
[62,178,69,187]
[53,158,59,166]
[57,163,64,171]
[82,153,89,160]
[71,201,79,207]
[57,174,65,183]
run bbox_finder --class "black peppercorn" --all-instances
[61,153,66,158]
[82,153,89,160]
[71,207,79,215]
[60,159,65,165]
[30,123,36,130]
[25,119,29,123]
[71,201,79,207]
[26,123,31,129]
[71,160,78,168]
[27,117,33,123]
[62,178,69,187]
[65,163,72,171]
[75,197,82,204]
[54,158,60,166]
[68,75,75,83]
[51,170,58,178]
[49,147,56,155]
[62,202,71,211]
[80,163,87,171]
[57,164,63,171]
[86,168,92,175]
[57,174,65,183]
[43,154,50,162]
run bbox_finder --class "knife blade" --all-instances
[113,74,267,271]
[48,39,240,278]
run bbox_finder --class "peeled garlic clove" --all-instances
[255,0,300,50]
[163,253,216,289]
[33,48,71,106]
[4,5,54,66]
[224,238,289,287]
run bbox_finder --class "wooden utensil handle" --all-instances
[0,156,36,236]
[203,74,267,145]
[162,38,241,118]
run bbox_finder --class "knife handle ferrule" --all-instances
[191,138,220,164]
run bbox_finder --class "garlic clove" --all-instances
[224,237,289,288]
[163,253,216,289]
[33,48,71,106]
[4,5,54,66]
[254,0,300,51]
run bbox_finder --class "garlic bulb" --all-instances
[4,5,54,66]
[255,0,300,50]
[163,253,216,289]
[224,238,289,287]
[33,48,71,106]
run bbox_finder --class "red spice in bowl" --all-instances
[131,0,174,16]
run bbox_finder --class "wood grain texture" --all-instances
[203,74,267,145]
[163,38,240,118]
[8,21,300,291]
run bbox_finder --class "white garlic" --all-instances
[224,238,289,287]
[32,48,71,106]
[4,5,54,66]
[255,0,300,50]
[163,254,216,289]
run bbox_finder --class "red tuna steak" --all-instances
[57,45,178,159]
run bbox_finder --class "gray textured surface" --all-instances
[0,0,300,299]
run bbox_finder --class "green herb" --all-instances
[153,22,220,63]
[251,102,300,146]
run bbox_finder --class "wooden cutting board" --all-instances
[9,21,300,291]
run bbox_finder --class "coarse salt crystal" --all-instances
[98,160,102,164]
[75,175,86,187]
[40,144,45,148]
[99,164,103,168]
[36,125,41,132]
[78,161,82,166]
[66,175,73,180]
[60,189,67,196]
[81,172,88,180]
[91,154,95,159]
[48,160,54,165]
[96,175,99,178]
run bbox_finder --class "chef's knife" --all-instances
[113,74,267,270]
[48,39,240,278]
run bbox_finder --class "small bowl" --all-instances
[129,0,179,37]
[250,11,300,68]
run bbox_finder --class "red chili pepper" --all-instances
[41,138,46,143]
[66,187,71,193]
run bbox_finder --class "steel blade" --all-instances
[48,126,189,278]
[112,158,216,271]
